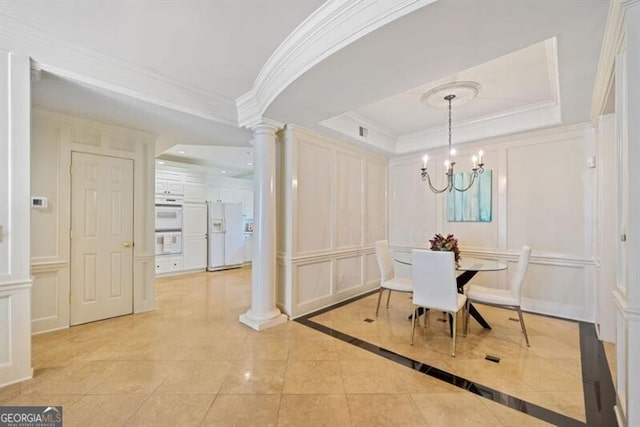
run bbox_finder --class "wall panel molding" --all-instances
[30,110,158,335]
[278,125,387,318]
[0,280,32,385]
[389,122,597,322]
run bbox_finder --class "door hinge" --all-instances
[70,229,73,240]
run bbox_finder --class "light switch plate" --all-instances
[31,196,48,208]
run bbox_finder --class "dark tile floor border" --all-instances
[295,290,617,427]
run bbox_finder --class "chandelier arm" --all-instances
[421,169,450,194]
[452,171,478,192]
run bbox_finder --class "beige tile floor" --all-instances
[0,268,585,426]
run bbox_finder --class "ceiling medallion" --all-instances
[419,81,486,194]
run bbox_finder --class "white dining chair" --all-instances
[464,245,532,346]
[374,240,413,316]
[411,249,467,357]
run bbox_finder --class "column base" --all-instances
[239,310,288,331]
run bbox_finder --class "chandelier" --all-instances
[419,82,485,193]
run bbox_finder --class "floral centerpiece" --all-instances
[429,233,461,266]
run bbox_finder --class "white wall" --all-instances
[30,110,157,334]
[0,51,32,386]
[277,125,387,318]
[389,123,597,321]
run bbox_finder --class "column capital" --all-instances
[250,119,282,137]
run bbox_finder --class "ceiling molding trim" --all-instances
[236,0,439,128]
[343,112,398,140]
[285,124,390,162]
[391,122,594,166]
[621,0,640,8]
[0,12,238,126]
[544,37,562,106]
[318,113,397,153]
[590,0,626,124]
[396,100,562,154]
[33,108,157,142]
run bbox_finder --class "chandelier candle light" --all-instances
[420,82,486,193]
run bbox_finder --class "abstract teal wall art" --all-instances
[447,170,492,222]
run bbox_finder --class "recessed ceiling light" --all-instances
[247,162,253,166]
[158,161,165,165]
[178,150,185,154]
[220,170,227,174]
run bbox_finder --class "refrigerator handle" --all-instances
[222,219,226,233]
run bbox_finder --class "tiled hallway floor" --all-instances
[0,269,608,426]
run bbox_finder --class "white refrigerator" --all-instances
[207,201,244,271]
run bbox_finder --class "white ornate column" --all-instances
[239,123,288,330]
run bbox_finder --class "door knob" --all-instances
[124,241,134,248]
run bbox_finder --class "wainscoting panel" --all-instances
[295,136,333,254]
[365,160,387,244]
[388,159,439,246]
[30,110,158,334]
[296,260,332,304]
[364,252,380,285]
[134,255,157,313]
[0,295,9,364]
[31,261,70,333]
[507,138,586,254]
[32,272,60,320]
[336,152,363,249]
[389,124,597,322]
[336,255,363,292]
[279,126,388,318]
[0,281,32,386]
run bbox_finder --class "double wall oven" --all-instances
[155,197,183,255]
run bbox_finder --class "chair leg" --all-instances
[411,306,417,345]
[386,289,392,308]
[463,300,469,337]
[451,311,457,357]
[516,307,531,347]
[375,288,384,317]
[464,299,471,336]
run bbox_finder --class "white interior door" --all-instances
[70,152,134,325]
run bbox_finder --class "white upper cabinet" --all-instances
[183,182,206,202]
[156,178,183,196]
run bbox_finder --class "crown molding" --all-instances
[390,121,594,167]
[0,12,238,126]
[236,0,439,128]
[318,112,398,153]
[397,100,562,154]
[590,0,628,124]
[343,112,397,141]
[621,0,640,8]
